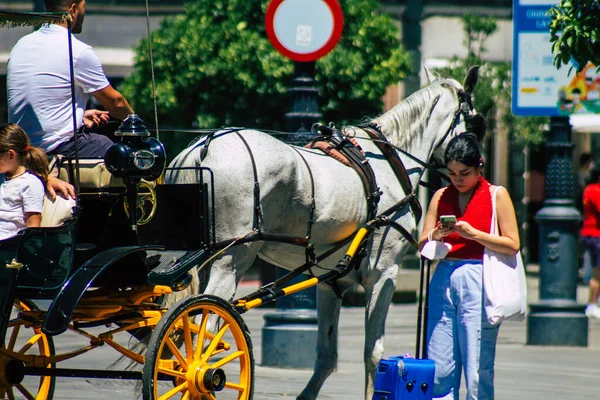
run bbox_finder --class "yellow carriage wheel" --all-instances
[143,295,254,400]
[0,299,55,400]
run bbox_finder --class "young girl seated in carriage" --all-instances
[0,123,48,241]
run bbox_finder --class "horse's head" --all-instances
[373,66,485,175]
[427,66,486,169]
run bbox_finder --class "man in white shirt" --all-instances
[7,0,134,158]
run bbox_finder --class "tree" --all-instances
[548,1,600,73]
[119,0,410,131]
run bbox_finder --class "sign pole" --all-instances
[262,0,343,369]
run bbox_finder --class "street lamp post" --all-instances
[527,116,588,346]
[261,61,323,369]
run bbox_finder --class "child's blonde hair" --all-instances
[0,123,49,184]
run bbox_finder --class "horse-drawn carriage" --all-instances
[0,8,485,400]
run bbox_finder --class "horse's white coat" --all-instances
[166,76,474,400]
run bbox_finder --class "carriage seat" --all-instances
[41,193,77,227]
[48,156,125,190]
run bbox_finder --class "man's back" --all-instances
[7,24,109,152]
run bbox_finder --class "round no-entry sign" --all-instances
[265,0,343,62]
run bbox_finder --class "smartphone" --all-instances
[440,215,457,224]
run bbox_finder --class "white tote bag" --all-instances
[482,186,527,326]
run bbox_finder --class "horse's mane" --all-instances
[373,79,462,150]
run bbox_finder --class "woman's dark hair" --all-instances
[0,123,49,184]
[444,133,483,168]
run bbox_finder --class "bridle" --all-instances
[359,86,483,188]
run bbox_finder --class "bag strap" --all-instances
[490,186,501,236]
[416,256,432,359]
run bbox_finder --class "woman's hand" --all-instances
[431,222,455,241]
[453,220,478,240]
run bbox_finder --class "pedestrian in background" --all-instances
[581,166,600,319]
[576,153,594,211]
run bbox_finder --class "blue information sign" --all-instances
[512,0,600,117]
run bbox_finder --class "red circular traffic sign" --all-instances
[265,0,343,62]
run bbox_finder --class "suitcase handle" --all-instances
[416,256,432,359]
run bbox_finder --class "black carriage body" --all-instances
[137,182,211,251]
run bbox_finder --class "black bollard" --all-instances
[261,61,327,369]
[527,116,588,346]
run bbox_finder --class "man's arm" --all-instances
[91,85,134,121]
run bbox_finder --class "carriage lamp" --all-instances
[104,114,166,181]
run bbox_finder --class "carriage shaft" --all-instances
[235,226,370,313]
[21,367,172,381]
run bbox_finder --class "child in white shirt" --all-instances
[0,123,48,241]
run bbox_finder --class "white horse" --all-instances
[165,68,481,400]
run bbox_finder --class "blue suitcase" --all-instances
[372,356,435,400]
[373,257,435,400]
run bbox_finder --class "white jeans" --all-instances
[426,259,500,400]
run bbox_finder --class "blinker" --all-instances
[105,114,166,181]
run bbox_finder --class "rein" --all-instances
[182,85,473,283]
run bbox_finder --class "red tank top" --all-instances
[581,183,600,237]
[437,176,493,260]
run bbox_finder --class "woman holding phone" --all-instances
[417,133,520,400]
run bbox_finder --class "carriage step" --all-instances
[147,249,208,287]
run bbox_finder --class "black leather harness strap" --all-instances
[310,125,381,220]
[290,147,317,266]
[234,131,262,231]
[360,124,422,223]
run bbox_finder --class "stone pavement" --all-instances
[244,271,600,400]
[47,267,599,399]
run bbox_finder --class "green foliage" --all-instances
[548,0,600,73]
[119,0,410,131]
[433,14,547,147]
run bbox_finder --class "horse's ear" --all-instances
[462,65,480,95]
[424,67,435,85]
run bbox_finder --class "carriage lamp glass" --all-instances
[133,149,156,170]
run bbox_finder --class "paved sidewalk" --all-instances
[239,269,599,400]
[47,269,599,399]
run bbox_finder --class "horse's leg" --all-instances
[362,261,399,400]
[297,283,342,400]
[203,242,262,301]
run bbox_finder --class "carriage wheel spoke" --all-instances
[181,312,194,363]
[204,393,216,400]
[209,350,244,369]
[200,323,229,363]
[15,384,35,400]
[194,309,209,360]
[157,365,186,379]
[18,333,42,354]
[165,337,188,372]
[158,382,187,400]
[7,324,20,351]
[7,388,16,400]
[224,381,245,392]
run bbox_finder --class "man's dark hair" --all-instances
[580,153,593,167]
[444,133,483,168]
[589,166,600,184]
[44,0,82,12]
